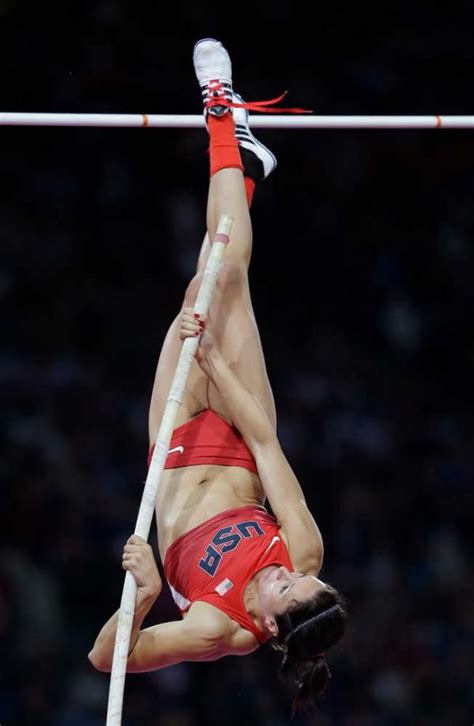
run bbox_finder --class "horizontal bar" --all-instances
[0,113,474,129]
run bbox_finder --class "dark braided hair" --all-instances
[274,583,347,714]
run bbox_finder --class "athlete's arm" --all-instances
[124,602,258,671]
[88,535,162,672]
[88,537,236,672]
[92,607,229,673]
[186,320,323,573]
[180,310,278,450]
[250,440,323,573]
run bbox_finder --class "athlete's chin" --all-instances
[257,567,278,595]
[269,566,286,586]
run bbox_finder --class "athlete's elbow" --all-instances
[297,534,324,576]
[311,538,324,575]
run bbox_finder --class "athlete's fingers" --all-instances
[181,312,196,327]
[180,321,200,334]
[183,314,206,328]
[182,307,205,322]
[123,544,148,555]
[182,308,201,324]
[124,541,153,554]
[122,558,138,570]
[123,547,150,566]
[182,318,198,328]
[180,315,206,339]
[183,306,206,320]
[121,541,162,594]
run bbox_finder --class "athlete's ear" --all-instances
[263,615,278,637]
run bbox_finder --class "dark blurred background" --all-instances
[1,2,473,724]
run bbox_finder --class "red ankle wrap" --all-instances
[208,113,244,176]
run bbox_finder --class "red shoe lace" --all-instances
[205,82,312,114]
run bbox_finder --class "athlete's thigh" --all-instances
[148,247,215,444]
[148,314,209,445]
[208,279,276,429]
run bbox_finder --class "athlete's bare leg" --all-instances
[148,165,275,445]
[148,38,277,446]
[204,168,276,425]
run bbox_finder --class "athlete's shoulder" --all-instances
[185,601,259,655]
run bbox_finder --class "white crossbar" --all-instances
[1,113,474,129]
[105,214,233,725]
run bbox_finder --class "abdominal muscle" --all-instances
[155,464,266,561]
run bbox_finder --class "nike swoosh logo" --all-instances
[265,536,280,552]
[168,445,184,455]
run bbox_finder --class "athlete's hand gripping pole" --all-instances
[106,214,234,726]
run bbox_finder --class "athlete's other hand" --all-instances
[180,307,215,362]
[122,535,162,599]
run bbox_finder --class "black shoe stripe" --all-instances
[235,132,254,142]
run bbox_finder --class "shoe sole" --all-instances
[193,37,223,51]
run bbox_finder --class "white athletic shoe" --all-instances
[193,37,233,117]
[193,38,277,180]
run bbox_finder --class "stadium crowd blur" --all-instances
[1,3,473,725]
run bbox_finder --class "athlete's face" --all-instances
[258,566,326,635]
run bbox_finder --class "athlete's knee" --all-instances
[182,257,248,305]
[217,257,248,292]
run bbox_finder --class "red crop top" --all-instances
[148,408,258,474]
[163,505,293,644]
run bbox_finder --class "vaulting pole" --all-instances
[105,214,233,726]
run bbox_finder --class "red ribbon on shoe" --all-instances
[206,87,313,114]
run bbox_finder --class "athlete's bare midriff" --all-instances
[155,464,266,561]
